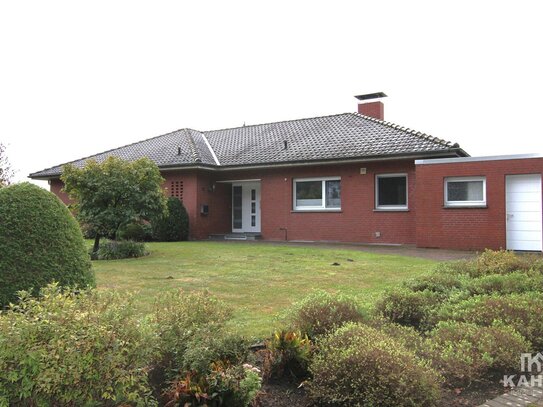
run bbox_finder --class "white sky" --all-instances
[1,1,542,187]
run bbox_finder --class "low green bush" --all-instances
[403,273,463,294]
[261,330,312,380]
[152,290,260,406]
[428,321,530,386]
[367,317,426,358]
[308,323,441,407]
[152,290,233,378]
[182,333,250,374]
[0,284,156,406]
[375,287,443,330]
[94,239,148,260]
[284,290,363,338]
[473,249,542,277]
[117,222,153,242]
[430,292,543,349]
[163,363,261,407]
[464,271,543,296]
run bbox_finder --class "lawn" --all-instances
[93,241,437,338]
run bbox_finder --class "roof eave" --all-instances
[29,148,468,180]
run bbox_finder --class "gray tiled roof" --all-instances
[30,113,467,178]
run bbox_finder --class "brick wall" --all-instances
[197,160,418,244]
[415,157,543,250]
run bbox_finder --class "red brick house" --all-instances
[30,94,543,252]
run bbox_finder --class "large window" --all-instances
[293,177,341,210]
[444,176,486,207]
[375,174,408,210]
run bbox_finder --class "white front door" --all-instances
[232,182,261,233]
[506,174,542,251]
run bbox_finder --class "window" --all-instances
[375,174,408,210]
[293,177,341,210]
[444,177,486,207]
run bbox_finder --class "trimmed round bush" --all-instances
[284,290,363,338]
[0,183,94,306]
[308,323,441,407]
[152,197,189,241]
[428,321,530,386]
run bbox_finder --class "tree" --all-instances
[62,157,167,253]
[0,183,94,306]
[0,142,14,188]
[152,196,190,241]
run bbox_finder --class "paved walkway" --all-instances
[477,386,543,407]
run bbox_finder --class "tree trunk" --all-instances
[93,234,101,253]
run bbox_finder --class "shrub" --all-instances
[284,290,363,338]
[152,290,233,378]
[404,273,463,294]
[375,287,443,330]
[94,239,148,260]
[261,330,312,380]
[164,364,261,407]
[0,182,94,306]
[182,333,250,374]
[308,323,441,407]
[473,249,542,276]
[464,271,543,296]
[152,197,189,241]
[428,321,530,386]
[367,317,426,357]
[152,290,259,406]
[0,284,156,406]
[118,222,153,242]
[437,250,543,279]
[431,292,543,349]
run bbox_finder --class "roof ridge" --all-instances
[203,112,352,134]
[351,112,453,148]
[184,129,202,163]
[199,132,221,166]
[29,127,198,177]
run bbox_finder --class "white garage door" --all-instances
[506,174,542,251]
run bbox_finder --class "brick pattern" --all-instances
[48,157,543,249]
[416,157,543,250]
[169,180,183,201]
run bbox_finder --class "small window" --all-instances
[293,177,341,210]
[376,174,408,210]
[444,177,486,207]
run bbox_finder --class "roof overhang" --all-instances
[29,148,469,180]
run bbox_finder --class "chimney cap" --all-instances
[355,92,387,101]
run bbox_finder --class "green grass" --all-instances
[93,241,437,338]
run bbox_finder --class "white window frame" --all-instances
[375,173,408,210]
[444,176,487,207]
[293,177,341,211]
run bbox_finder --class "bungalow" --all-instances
[30,94,543,252]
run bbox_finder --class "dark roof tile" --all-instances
[30,112,466,178]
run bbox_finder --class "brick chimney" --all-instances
[355,92,387,120]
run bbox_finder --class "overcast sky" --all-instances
[1,1,542,187]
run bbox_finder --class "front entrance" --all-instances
[232,182,261,233]
[506,174,542,251]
